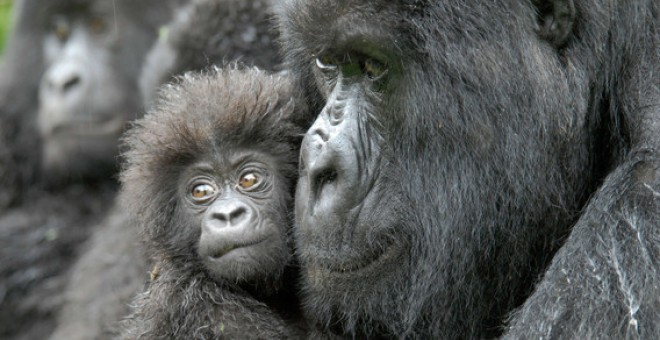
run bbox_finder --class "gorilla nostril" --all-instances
[211,204,250,227]
[317,168,338,187]
[313,127,330,142]
[229,206,247,224]
[214,212,228,223]
[62,75,81,92]
[311,167,338,207]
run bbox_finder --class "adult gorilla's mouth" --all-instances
[309,237,403,275]
[40,113,125,137]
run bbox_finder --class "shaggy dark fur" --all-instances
[140,0,281,108]
[278,0,660,338]
[0,0,177,193]
[50,1,286,337]
[0,185,115,340]
[51,1,285,337]
[0,1,177,338]
[117,68,306,339]
[48,205,149,340]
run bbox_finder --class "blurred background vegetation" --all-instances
[0,0,13,55]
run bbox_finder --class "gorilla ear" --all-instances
[533,0,576,48]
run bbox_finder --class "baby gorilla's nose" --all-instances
[208,200,252,229]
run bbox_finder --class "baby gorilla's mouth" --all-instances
[207,237,269,260]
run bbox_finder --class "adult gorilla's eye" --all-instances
[363,58,388,80]
[89,16,107,34]
[52,18,70,42]
[315,56,338,71]
[239,173,260,190]
[191,183,217,203]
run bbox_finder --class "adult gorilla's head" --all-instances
[278,0,648,337]
[18,0,175,183]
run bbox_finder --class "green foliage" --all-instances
[0,0,12,55]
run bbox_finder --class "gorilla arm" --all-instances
[505,9,660,338]
[506,154,660,338]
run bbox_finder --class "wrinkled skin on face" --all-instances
[280,0,660,338]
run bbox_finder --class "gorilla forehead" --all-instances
[121,68,302,199]
[132,69,297,158]
[281,0,415,53]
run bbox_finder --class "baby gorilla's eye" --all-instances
[191,183,217,203]
[362,58,388,80]
[239,173,259,190]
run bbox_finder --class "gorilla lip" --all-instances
[313,238,401,275]
[45,115,124,137]
[207,236,271,260]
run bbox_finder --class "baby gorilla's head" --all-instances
[121,67,303,285]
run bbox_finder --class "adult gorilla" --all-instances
[50,1,283,339]
[279,0,660,338]
[0,0,178,338]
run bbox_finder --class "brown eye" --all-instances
[315,55,337,71]
[53,19,70,42]
[239,173,259,190]
[89,16,107,34]
[191,183,216,202]
[363,58,388,80]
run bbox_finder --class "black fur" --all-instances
[278,0,660,338]
[0,1,176,338]
[51,1,286,338]
[0,185,115,340]
[48,205,149,340]
[118,68,306,339]
[140,0,281,108]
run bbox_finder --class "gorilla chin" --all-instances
[41,132,120,182]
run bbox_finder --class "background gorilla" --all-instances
[46,204,148,340]
[0,0,178,194]
[0,1,179,338]
[279,0,660,338]
[118,68,305,339]
[50,1,285,338]
[0,187,115,340]
[140,0,281,108]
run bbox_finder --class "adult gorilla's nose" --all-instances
[42,61,84,96]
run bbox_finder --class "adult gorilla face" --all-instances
[285,0,593,336]
[36,1,158,181]
[296,54,405,270]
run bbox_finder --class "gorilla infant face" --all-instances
[181,152,290,282]
[121,68,302,286]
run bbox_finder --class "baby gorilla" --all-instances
[118,68,306,339]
